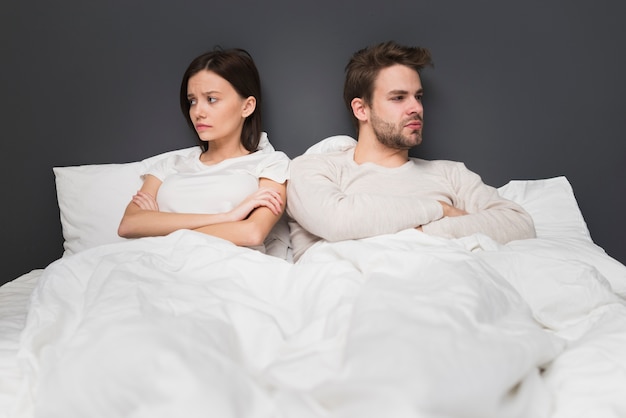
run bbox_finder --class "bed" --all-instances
[1,136,625,418]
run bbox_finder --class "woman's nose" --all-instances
[191,103,206,119]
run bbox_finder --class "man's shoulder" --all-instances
[292,148,350,165]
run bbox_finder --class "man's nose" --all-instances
[408,97,423,114]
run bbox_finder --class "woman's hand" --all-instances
[227,187,284,221]
[132,191,159,212]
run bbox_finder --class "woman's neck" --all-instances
[200,139,250,165]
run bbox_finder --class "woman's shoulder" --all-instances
[144,147,202,178]
[244,150,290,182]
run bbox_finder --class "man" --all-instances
[286,41,535,262]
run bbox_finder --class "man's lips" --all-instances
[405,121,422,130]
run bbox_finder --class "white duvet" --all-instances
[10,224,626,418]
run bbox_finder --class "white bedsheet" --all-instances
[0,270,41,416]
[6,229,626,418]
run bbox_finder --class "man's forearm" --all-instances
[287,191,444,242]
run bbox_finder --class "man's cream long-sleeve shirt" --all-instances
[286,147,535,262]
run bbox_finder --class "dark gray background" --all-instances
[2,0,625,284]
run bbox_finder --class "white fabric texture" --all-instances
[53,132,289,258]
[9,225,626,418]
[497,177,626,297]
[0,270,41,418]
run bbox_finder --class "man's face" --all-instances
[368,64,424,150]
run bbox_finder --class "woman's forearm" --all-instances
[118,207,232,238]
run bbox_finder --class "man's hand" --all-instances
[416,200,467,231]
[438,200,468,218]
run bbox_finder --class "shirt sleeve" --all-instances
[421,162,536,243]
[286,153,444,242]
[142,154,185,182]
[256,151,290,184]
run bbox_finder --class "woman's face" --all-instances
[186,70,254,145]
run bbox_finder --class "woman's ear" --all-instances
[351,97,368,122]
[242,96,257,118]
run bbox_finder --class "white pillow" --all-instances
[304,135,356,154]
[497,176,593,242]
[54,147,198,257]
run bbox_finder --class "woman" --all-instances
[118,48,289,252]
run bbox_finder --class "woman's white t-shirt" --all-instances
[145,147,289,214]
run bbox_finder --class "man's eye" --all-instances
[391,96,403,101]
[416,94,423,101]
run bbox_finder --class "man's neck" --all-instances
[353,133,410,168]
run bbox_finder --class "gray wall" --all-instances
[2,0,625,283]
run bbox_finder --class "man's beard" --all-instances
[371,111,422,150]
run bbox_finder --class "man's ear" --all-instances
[351,98,368,122]
[242,96,257,118]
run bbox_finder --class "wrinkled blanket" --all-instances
[12,229,626,418]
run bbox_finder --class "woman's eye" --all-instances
[208,97,217,104]
[188,98,197,105]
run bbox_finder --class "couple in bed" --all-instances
[118,41,535,260]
